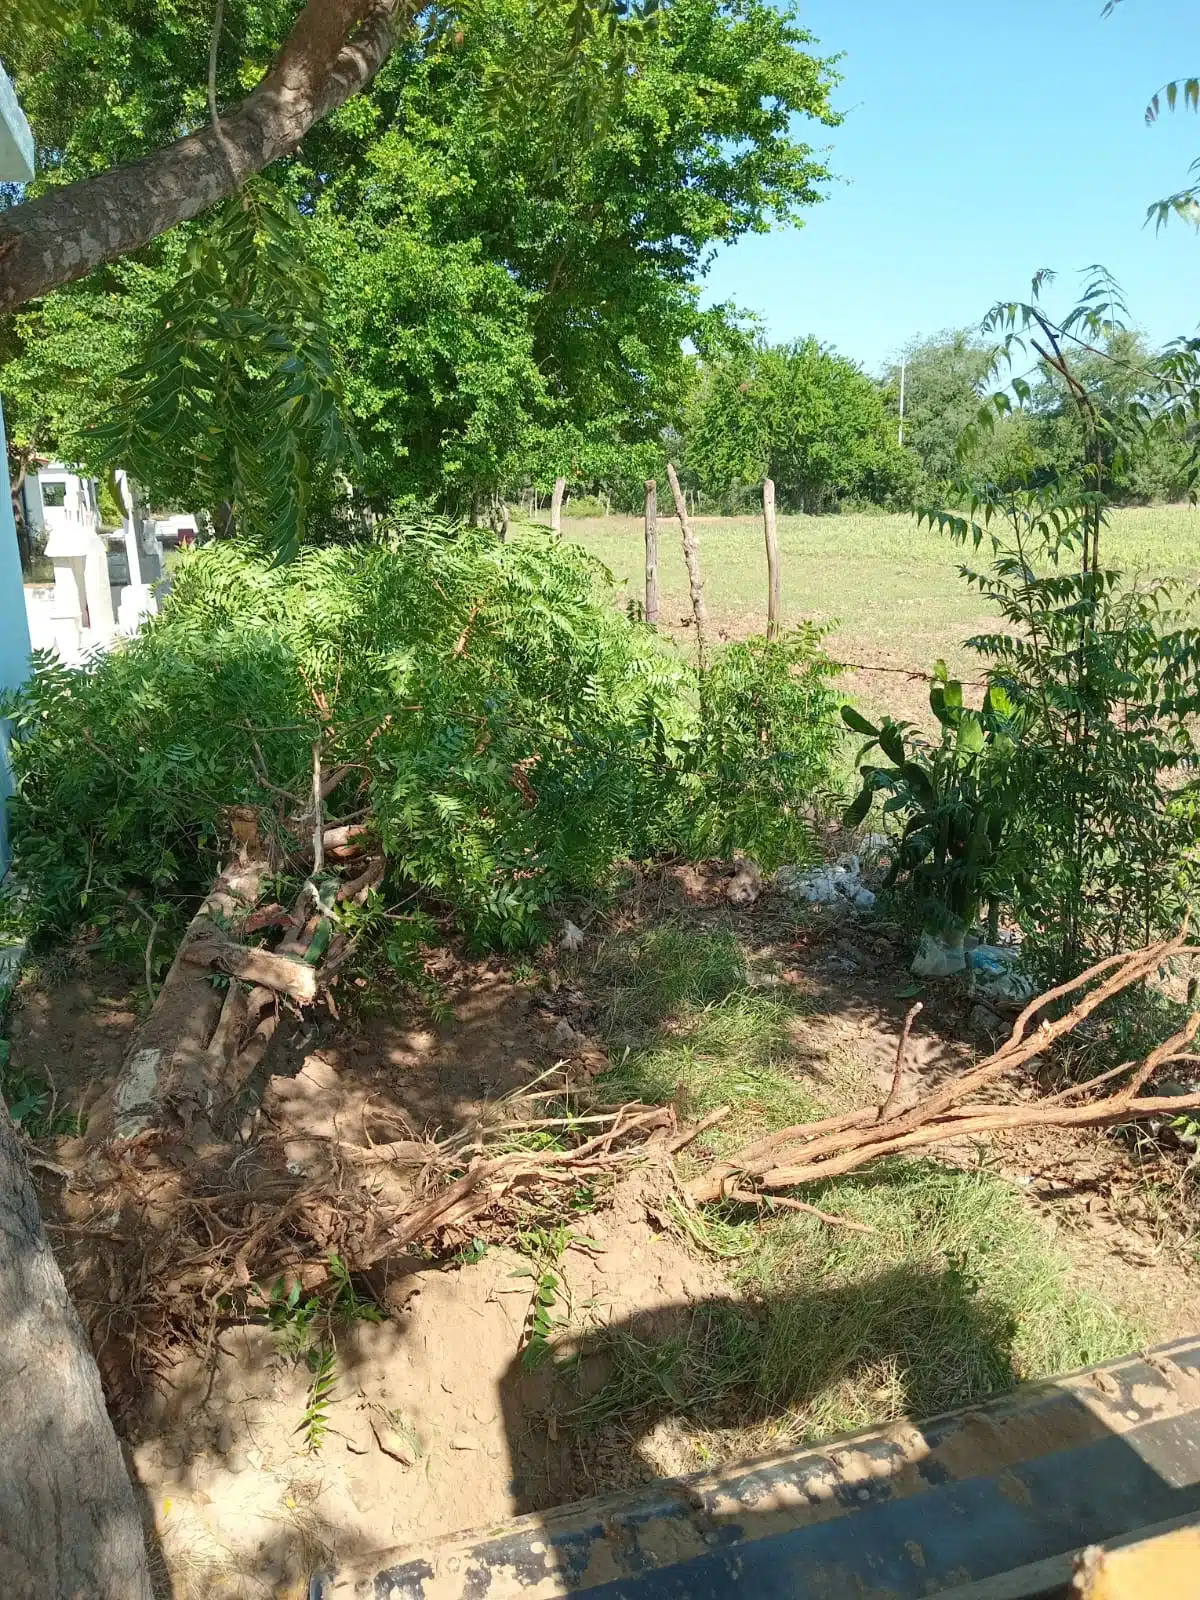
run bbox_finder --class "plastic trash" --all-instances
[966,943,1035,1004]
[726,856,763,906]
[966,944,1020,976]
[774,861,876,912]
[911,929,967,977]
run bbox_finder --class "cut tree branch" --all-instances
[0,0,411,312]
[183,932,319,1004]
[690,933,1200,1206]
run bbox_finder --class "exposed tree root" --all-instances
[690,932,1200,1206]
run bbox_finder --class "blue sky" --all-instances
[701,0,1199,373]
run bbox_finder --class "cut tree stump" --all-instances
[0,1102,154,1598]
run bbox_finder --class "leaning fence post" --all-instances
[550,476,566,536]
[763,477,780,640]
[644,478,659,625]
[666,462,708,670]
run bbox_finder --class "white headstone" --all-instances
[0,64,34,184]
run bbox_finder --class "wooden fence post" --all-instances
[550,476,566,535]
[666,462,708,669]
[644,478,659,625]
[763,477,780,640]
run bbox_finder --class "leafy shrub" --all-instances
[847,487,1200,974]
[562,494,608,518]
[673,628,843,869]
[927,489,1200,974]
[2,528,843,954]
[843,665,1025,935]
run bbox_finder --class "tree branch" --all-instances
[0,0,409,313]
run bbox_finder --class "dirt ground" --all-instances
[10,868,1200,1597]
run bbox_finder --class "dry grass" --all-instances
[550,504,1200,723]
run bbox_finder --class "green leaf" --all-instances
[984,683,1015,719]
[900,761,936,804]
[840,705,878,737]
[956,714,986,757]
[879,724,907,766]
[843,786,874,827]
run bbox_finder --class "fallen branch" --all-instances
[878,1000,922,1123]
[692,932,1200,1206]
[336,855,384,904]
[725,1189,876,1234]
[665,1105,732,1153]
[183,933,319,1004]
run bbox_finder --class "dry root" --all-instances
[690,931,1200,1208]
[48,1076,700,1406]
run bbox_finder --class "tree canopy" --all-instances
[686,336,915,512]
[2,0,841,525]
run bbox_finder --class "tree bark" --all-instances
[100,813,273,1143]
[0,1102,154,1598]
[549,476,566,535]
[0,0,410,314]
[762,477,780,640]
[666,462,708,669]
[643,478,659,625]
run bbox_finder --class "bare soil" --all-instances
[10,876,1200,1598]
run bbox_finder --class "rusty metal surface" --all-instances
[315,1336,1200,1598]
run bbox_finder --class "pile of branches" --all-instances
[688,931,1200,1211]
[100,731,385,1148]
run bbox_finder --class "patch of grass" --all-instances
[592,923,747,1039]
[574,1162,1136,1453]
[604,989,822,1145]
[580,924,1138,1460]
[594,926,831,1148]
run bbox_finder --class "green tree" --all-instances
[881,330,996,490]
[5,0,842,521]
[1025,327,1191,503]
[687,337,915,512]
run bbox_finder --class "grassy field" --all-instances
[553,505,1200,723]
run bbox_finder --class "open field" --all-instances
[555,505,1200,723]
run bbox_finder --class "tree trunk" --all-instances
[0,1103,154,1598]
[10,449,33,577]
[12,503,33,579]
[643,478,659,626]
[0,0,409,313]
[99,813,272,1143]
[666,462,708,669]
[549,476,566,536]
[762,477,780,640]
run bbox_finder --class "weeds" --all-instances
[574,1162,1135,1450]
[0,1028,80,1137]
[513,1224,600,1371]
[264,1256,382,1453]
